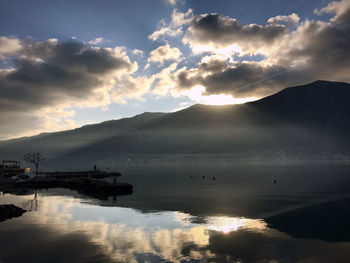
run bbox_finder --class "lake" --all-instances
[1,165,350,262]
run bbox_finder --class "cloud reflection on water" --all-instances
[1,191,350,263]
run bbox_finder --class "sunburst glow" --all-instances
[207,217,267,234]
[183,85,258,105]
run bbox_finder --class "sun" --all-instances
[200,93,258,105]
[184,85,258,105]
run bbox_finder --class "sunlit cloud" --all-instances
[183,13,288,57]
[189,43,243,57]
[267,13,300,27]
[132,49,144,56]
[149,9,193,41]
[112,75,155,104]
[168,0,350,101]
[147,43,183,65]
[167,0,181,6]
[0,36,22,59]
[88,37,105,45]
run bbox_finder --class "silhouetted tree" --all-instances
[23,152,46,173]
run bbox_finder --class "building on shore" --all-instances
[0,160,25,177]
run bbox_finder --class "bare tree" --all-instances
[23,152,46,173]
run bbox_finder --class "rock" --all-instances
[0,204,26,222]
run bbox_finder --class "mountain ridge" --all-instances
[65,80,350,159]
[0,80,349,168]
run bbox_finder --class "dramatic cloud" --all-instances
[267,13,300,27]
[148,26,183,42]
[153,57,303,100]
[171,8,193,27]
[149,9,193,41]
[152,62,179,96]
[112,75,154,104]
[315,0,350,24]
[0,39,140,138]
[157,0,350,100]
[183,13,288,56]
[148,43,182,65]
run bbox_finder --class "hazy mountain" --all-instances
[0,112,166,159]
[0,80,349,169]
[68,80,350,160]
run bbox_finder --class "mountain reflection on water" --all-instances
[1,165,350,263]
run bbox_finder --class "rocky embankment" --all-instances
[0,204,26,222]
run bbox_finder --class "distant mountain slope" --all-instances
[68,80,350,159]
[251,80,350,131]
[0,80,349,168]
[0,112,167,159]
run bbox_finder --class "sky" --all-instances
[0,0,349,139]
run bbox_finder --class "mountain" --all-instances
[0,112,167,159]
[0,80,349,169]
[68,80,350,158]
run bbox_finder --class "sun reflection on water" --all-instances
[206,216,267,233]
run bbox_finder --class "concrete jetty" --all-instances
[0,171,133,196]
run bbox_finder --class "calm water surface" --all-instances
[1,165,350,262]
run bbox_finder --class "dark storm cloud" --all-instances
[2,57,100,106]
[174,0,350,98]
[284,20,350,79]
[0,40,134,111]
[191,13,286,43]
[199,58,228,73]
[176,70,198,88]
[23,41,133,74]
[184,13,287,54]
[175,61,309,97]
[0,39,136,138]
[200,63,290,97]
